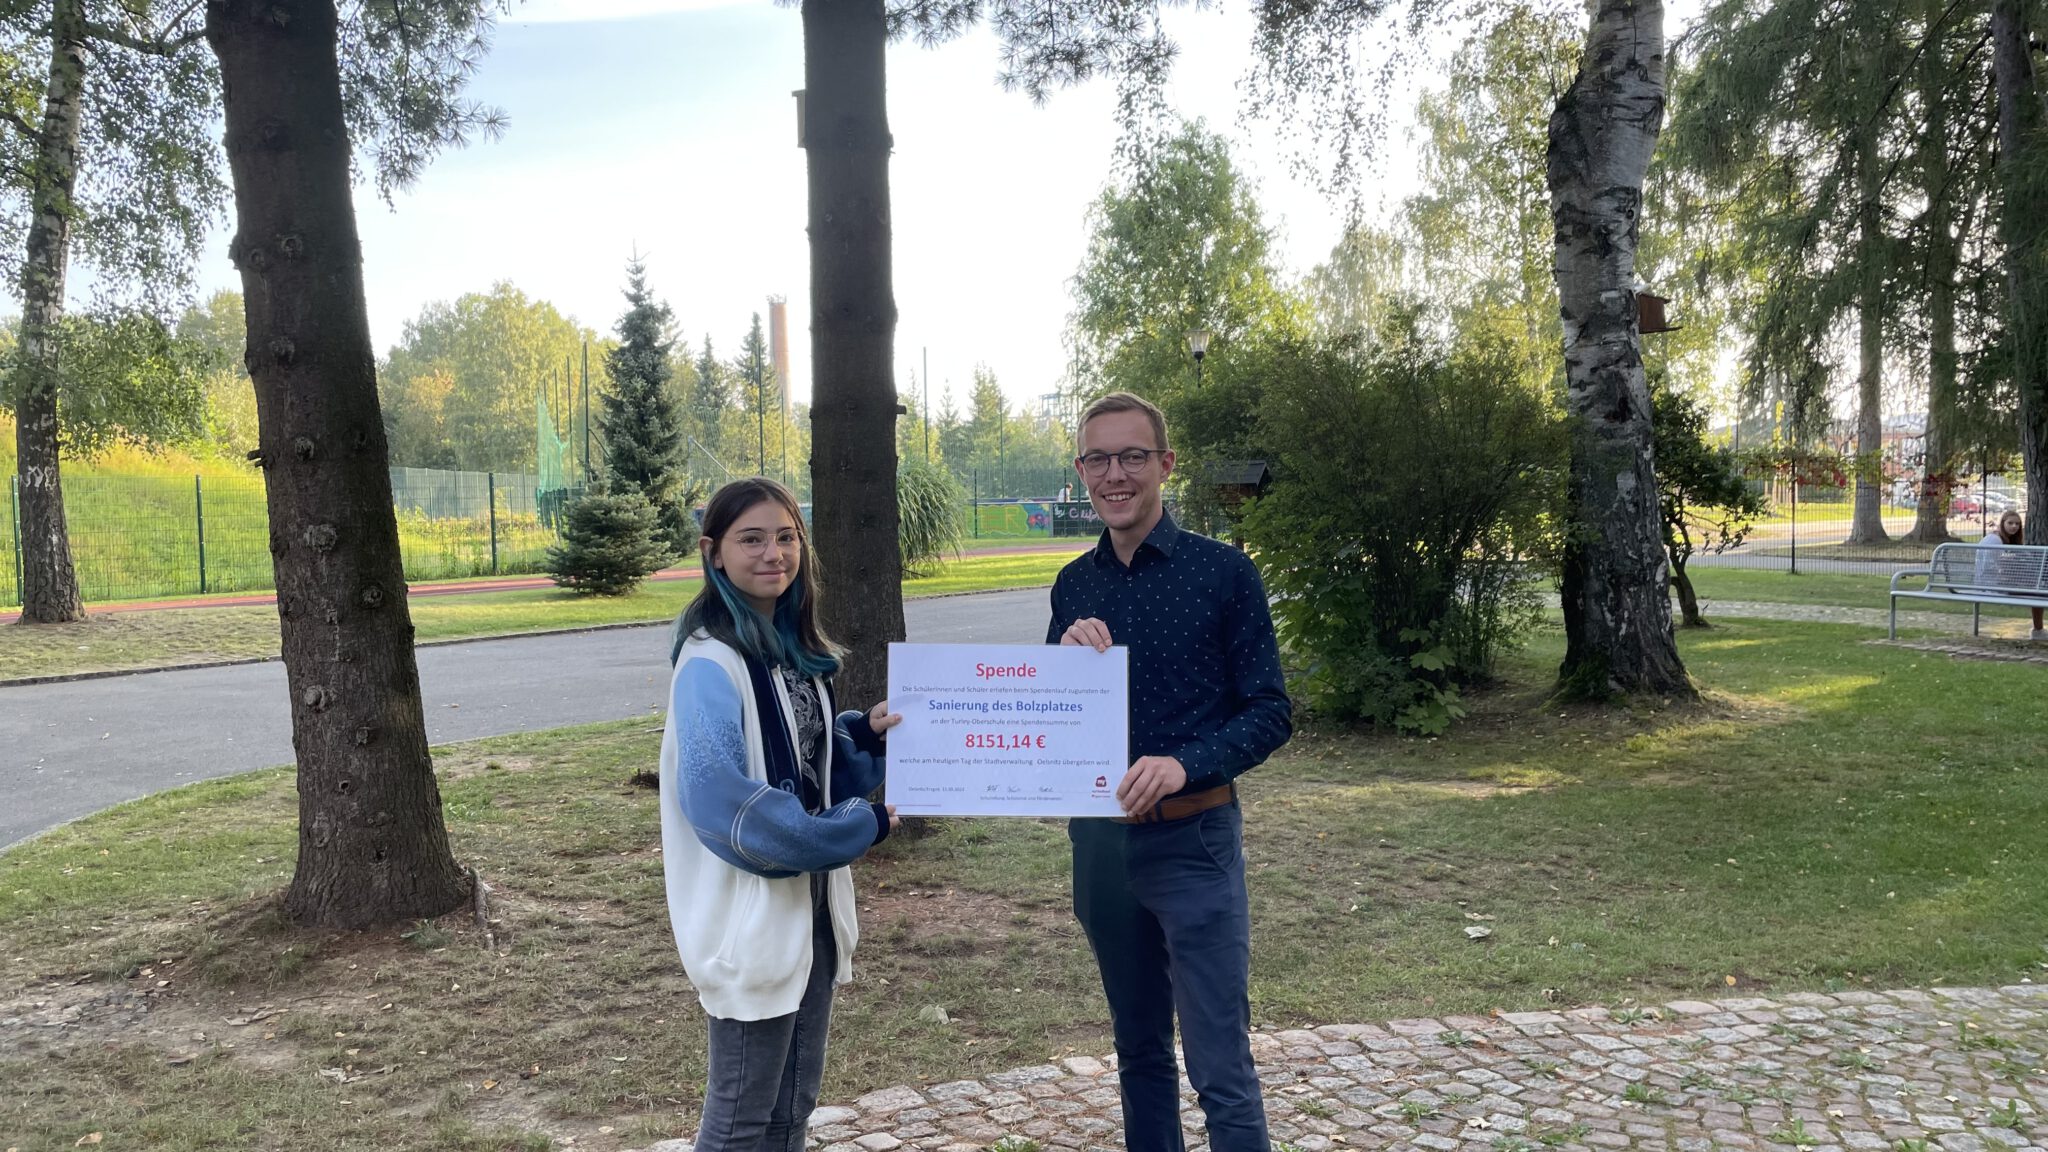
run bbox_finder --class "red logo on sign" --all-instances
[1095,776,1108,788]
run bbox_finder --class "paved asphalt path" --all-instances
[0,587,1053,851]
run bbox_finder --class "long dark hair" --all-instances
[672,477,842,677]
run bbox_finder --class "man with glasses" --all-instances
[1047,391,1292,1152]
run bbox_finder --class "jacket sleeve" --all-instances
[1171,554,1293,785]
[830,708,888,804]
[671,658,887,877]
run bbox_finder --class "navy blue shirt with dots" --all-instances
[1045,512,1292,798]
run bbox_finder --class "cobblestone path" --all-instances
[630,986,2048,1152]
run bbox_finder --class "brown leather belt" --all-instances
[1114,783,1235,825]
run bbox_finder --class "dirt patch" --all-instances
[0,968,323,1076]
[436,753,542,785]
[857,886,1069,945]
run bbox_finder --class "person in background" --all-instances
[1977,509,2045,640]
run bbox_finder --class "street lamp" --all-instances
[1185,328,1212,383]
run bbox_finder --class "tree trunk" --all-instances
[9,0,88,626]
[1670,561,1705,628]
[1847,124,1892,544]
[801,0,904,710]
[1994,0,2048,545]
[1908,0,1960,544]
[1550,0,1692,700]
[207,0,469,929]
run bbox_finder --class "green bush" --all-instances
[545,484,674,596]
[897,457,965,576]
[1239,330,1565,731]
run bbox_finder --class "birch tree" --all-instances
[3,0,223,623]
[1246,0,1691,697]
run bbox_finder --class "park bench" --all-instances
[1887,541,2048,639]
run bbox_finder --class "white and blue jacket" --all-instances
[659,631,889,1020]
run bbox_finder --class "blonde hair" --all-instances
[1077,391,1169,452]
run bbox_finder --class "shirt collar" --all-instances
[1092,511,1181,566]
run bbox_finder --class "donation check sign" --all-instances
[886,642,1129,818]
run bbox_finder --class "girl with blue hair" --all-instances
[658,476,900,1152]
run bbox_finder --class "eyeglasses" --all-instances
[1076,448,1166,477]
[727,530,803,557]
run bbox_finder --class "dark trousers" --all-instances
[1069,802,1268,1152]
[696,897,837,1152]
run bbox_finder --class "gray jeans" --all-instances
[696,886,837,1152]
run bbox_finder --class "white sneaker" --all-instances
[2034,628,2048,642]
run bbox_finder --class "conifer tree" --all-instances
[598,257,689,549]
[736,312,774,478]
[692,335,728,461]
[546,481,673,596]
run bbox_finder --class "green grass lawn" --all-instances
[3,617,2043,1150]
[0,549,1085,682]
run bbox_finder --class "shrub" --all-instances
[898,457,965,576]
[1239,330,1565,731]
[545,483,673,596]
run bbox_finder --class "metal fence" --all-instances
[1,467,585,608]
[1,464,2030,608]
[1686,473,2027,578]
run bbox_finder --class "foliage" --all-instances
[545,483,673,597]
[1739,442,1852,490]
[1066,119,1310,528]
[598,258,689,550]
[0,308,216,457]
[898,383,945,470]
[380,282,607,472]
[897,456,964,576]
[176,289,259,458]
[1652,380,1766,626]
[936,365,1071,499]
[735,311,776,475]
[1402,2,1579,377]
[689,335,730,462]
[1664,0,2007,462]
[1304,224,1407,341]
[335,0,508,201]
[0,2,226,308]
[1066,120,1305,452]
[1238,327,1564,730]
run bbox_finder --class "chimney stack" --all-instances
[767,296,791,421]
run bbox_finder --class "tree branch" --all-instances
[0,106,39,145]
[83,20,205,56]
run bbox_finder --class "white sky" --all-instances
[173,0,1700,416]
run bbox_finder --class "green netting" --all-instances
[537,390,581,528]
[537,391,572,493]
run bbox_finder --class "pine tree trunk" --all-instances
[1550,0,1692,699]
[1847,127,1892,545]
[801,0,904,710]
[1994,0,2048,546]
[9,0,88,626]
[207,0,469,929]
[1908,0,1960,544]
